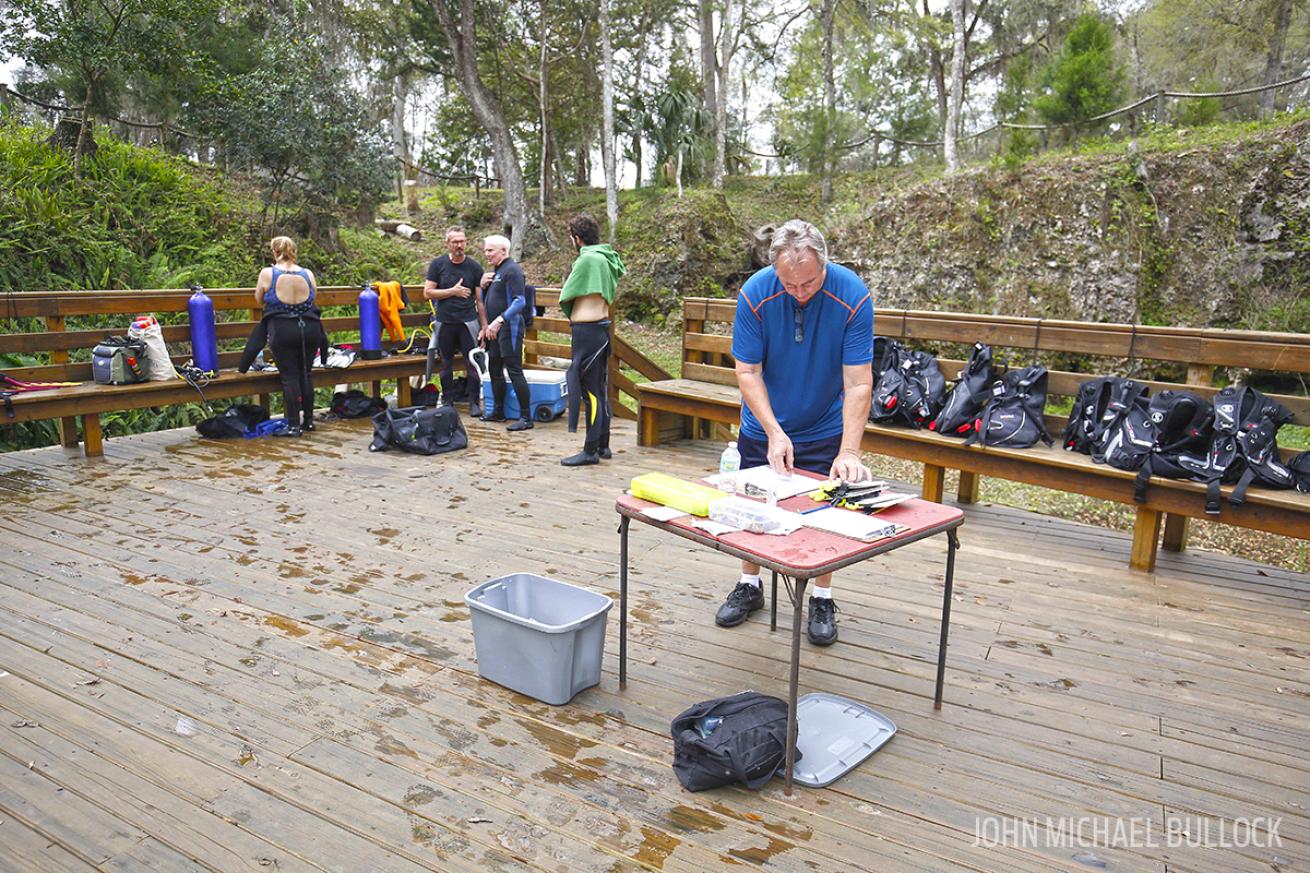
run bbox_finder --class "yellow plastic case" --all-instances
[630,472,727,517]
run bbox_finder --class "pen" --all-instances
[799,505,831,515]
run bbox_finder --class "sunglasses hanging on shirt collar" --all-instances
[794,305,804,344]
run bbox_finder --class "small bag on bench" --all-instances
[92,337,148,385]
[670,691,798,792]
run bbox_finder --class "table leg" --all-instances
[784,574,808,796]
[770,570,778,631]
[619,516,630,690]
[934,530,959,710]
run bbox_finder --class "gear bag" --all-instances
[331,389,387,419]
[931,342,995,436]
[92,336,147,385]
[1289,451,1310,493]
[963,364,1053,449]
[1091,379,1153,468]
[868,337,907,424]
[368,405,468,455]
[670,691,799,792]
[196,404,270,439]
[870,347,945,428]
[1130,391,1214,504]
[1204,385,1297,511]
[1064,377,1146,455]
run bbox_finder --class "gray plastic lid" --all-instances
[781,692,897,788]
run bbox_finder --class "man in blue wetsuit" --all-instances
[714,220,875,646]
[478,234,534,432]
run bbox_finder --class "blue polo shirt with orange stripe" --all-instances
[731,262,874,443]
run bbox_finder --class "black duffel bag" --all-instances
[196,404,270,439]
[368,405,468,455]
[670,691,798,792]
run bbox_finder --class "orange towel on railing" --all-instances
[373,281,407,342]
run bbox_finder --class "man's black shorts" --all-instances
[736,432,842,477]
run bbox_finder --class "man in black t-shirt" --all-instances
[423,225,487,415]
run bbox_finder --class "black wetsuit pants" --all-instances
[437,320,479,404]
[269,318,314,426]
[488,326,531,420]
[567,320,611,453]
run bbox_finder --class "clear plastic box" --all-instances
[708,495,797,534]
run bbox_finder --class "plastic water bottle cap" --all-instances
[728,441,737,449]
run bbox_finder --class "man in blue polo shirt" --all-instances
[716,220,875,646]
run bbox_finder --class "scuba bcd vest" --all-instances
[931,342,996,437]
[963,364,1053,449]
[1130,391,1214,504]
[1208,385,1296,511]
[1064,377,1146,455]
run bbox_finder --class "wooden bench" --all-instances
[637,298,1310,572]
[1,284,663,457]
[0,285,483,457]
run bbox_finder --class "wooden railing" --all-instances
[0,283,673,423]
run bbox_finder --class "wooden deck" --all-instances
[0,415,1306,873]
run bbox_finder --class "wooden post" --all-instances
[81,413,103,458]
[396,376,412,408]
[1162,513,1190,553]
[639,406,660,447]
[957,470,980,504]
[258,393,272,411]
[371,380,383,400]
[45,315,81,448]
[922,463,946,503]
[1130,506,1162,572]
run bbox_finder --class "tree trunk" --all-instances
[74,80,96,175]
[676,147,684,198]
[599,0,619,241]
[945,0,966,171]
[538,0,550,213]
[1261,0,1294,116]
[699,0,718,162]
[427,0,550,258]
[391,75,410,202]
[820,0,837,203]
[630,18,649,186]
[711,0,735,188]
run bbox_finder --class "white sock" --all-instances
[739,574,761,589]
[812,587,832,600]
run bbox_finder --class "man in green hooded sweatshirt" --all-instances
[558,213,626,467]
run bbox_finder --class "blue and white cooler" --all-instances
[482,369,569,421]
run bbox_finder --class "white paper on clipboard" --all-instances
[704,465,818,500]
[802,507,900,542]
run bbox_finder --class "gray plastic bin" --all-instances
[465,573,613,705]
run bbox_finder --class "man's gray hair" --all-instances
[483,234,511,253]
[769,219,828,267]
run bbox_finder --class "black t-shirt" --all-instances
[425,254,484,323]
[483,258,526,324]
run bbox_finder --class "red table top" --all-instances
[615,475,964,577]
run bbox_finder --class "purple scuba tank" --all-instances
[188,285,219,373]
[359,283,382,359]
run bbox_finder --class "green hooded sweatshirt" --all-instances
[558,244,626,318]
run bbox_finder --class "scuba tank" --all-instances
[359,282,382,360]
[188,284,219,373]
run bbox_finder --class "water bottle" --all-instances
[187,285,218,373]
[359,283,382,359]
[718,440,741,492]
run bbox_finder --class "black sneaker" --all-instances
[507,419,534,432]
[272,425,303,438]
[481,408,506,422]
[715,582,764,628]
[807,596,839,646]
